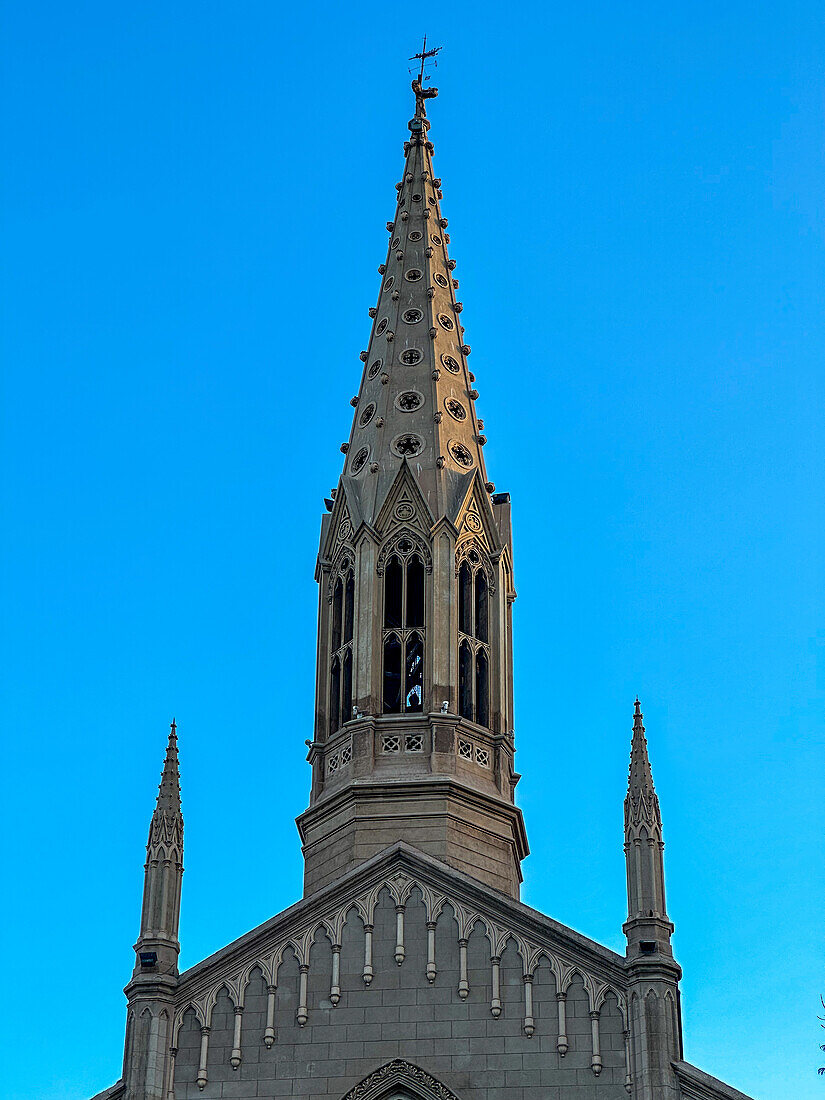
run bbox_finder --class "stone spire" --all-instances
[123,721,183,1100]
[623,700,672,952]
[134,720,184,967]
[302,75,525,901]
[153,717,182,816]
[338,75,491,527]
[625,699,661,842]
[622,701,683,1097]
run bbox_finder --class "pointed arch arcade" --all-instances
[328,552,356,735]
[379,528,431,715]
[455,538,494,728]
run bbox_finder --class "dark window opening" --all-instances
[342,650,353,725]
[329,656,341,735]
[406,555,425,628]
[459,562,472,636]
[475,649,489,729]
[457,552,493,729]
[332,579,343,653]
[405,631,424,712]
[474,572,488,643]
[383,634,402,713]
[344,572,354,643]
[381,548,427,714]
[330,567,355,737]
[384,557,403,628]
[459,641,473,720]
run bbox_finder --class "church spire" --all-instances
[301,68,525,901]
[623,699,673,955]
[337,68,492,528]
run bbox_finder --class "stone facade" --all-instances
[91,73,756,1100]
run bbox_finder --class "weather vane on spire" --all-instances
[409,36,441,117]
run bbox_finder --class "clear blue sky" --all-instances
[2,2,823,1098]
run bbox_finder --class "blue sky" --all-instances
[2,2,823,1097]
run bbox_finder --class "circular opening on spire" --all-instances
[392,237,401,248]
[431,234,442,244]
[428,197,436,205]
[434,273,449,288]
[384,276,395,291]
[445,397,467,422]
[376,318,388,335]
[359,402,377,427]
[392,433,424,458]
[351,446,370,474]
[449,441,474,468]
[400,348,423,365]
[438,313,455,331]
[441,353,460,374]
[368,357,384,379]
[402,308,423,325]
[395,390,424,412]
[409,230,423,242]
[412,193,422,202]
[405,269,423,282]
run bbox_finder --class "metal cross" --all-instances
[409,36,442,85]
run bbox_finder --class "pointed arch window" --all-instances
[457,549,493,728]
[382,548,427,713]
[329,560,355,736]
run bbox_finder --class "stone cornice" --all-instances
[176,842,626,1008]
[297,773,528,860]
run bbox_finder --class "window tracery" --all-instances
[449,441,473,468]
[395,390,424,412]
[381,535,428,715]
[350,446,369,474]
[457,545,493,728]
[329,562,355,736]
[392,434,424,457]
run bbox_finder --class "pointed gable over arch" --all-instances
[341,1059,462,1100]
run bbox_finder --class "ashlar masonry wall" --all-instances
[173,886,628,1098]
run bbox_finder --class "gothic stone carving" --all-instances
[342,1059,461,1100]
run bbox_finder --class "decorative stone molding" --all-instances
[172,860,628,1084]
[455,534,496,593]
[376,526,433,576]
[343,1059,462,1100]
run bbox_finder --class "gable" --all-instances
[167,844,633,1098]
[453,470,503,556]
[374,460,435,538]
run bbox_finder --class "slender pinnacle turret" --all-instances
[623,700,673,955]
[337,74,491,526]
[135,720,183,970]
[123,722,183,1100]
[625,699,661,842]
[622,703,683,1096]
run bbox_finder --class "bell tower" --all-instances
[297,74,528,899]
